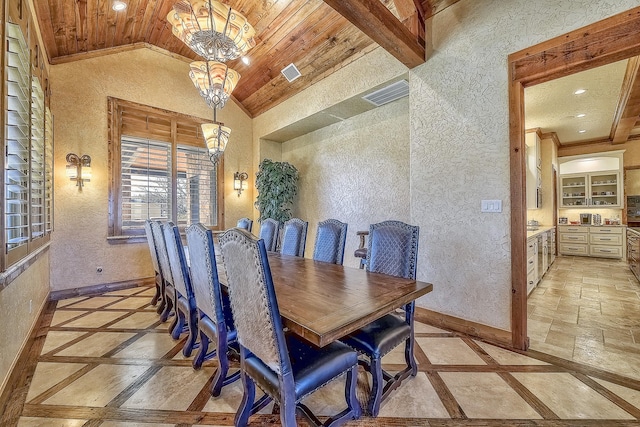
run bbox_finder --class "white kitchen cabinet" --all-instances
[558,225,589,256]
[589,226,624,258]
[526,131,542,209]
[527,236,538,295]
[558,225,624,259]
[560,171,620,208]
[558,151,624,209]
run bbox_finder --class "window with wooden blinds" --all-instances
[44,107,54,234]
[177,145,218,227]
[108,97,224,239]
[31,77,45,239]
[120,137,172,233]
[3,22,53,270]
[5,23,31,255]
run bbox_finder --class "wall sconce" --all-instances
[233,171,248,197]
[66,153,92,187]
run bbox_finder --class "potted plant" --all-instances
[255,158,299,223]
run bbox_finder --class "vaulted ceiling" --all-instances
[33,0,459,117]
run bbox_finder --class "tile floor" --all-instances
[3,264,640,425]
[528,255,640,380]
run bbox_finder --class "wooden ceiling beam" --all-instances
[511,8,640,85]
[611,56,640,144]
[392,0,421,21]
[322,0,425,68]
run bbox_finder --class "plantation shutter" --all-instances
[108,97,223,238]
[5,23,30,253]
[44,107,54,234]
[177,144,217,227]
[30,77,45,239]
[120,137,172,234]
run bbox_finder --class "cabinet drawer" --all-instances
[590,226,623,234]
[527,255,535,273]
[590,245,622,258]
[590,234,622,245]
[559,243,588,256]
[559,233,588,244]
[527,240,536,256]
[559,226,586,233]
[527,271,537,294]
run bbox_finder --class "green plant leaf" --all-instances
[255,158,299,223]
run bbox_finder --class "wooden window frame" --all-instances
[107,97,224,242]
[2,19,53,272]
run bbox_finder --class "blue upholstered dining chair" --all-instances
[218,228,361,427]
[258,218,279,252]
[236,217,253,232]
[280,218,308,257]
[185,223,240,396]
[313,219,348,265]
[143,219,163,307]
[163,222,199,357]
[150,221,175,324]
[341,220,419,416]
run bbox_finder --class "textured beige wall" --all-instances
[282,98,410,268]
[252,47,406,236]
[50,48,253,292]
[409,0,639,330]
[253,48,406,140]
[0,254,50,392]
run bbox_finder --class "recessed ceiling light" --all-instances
[574,89,587,95]
[578,129,587,133]
[241,56,250,65]
[112,1,127,11]
[576,113,586,118]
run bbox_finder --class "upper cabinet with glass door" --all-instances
[558,151,624,209]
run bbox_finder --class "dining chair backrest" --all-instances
[185,223,226,325]
[313,219,348,264]
[219,228,289,375]
[367,220,419,280]
[236,217,253,232]
[163,222,191,298]
[151,221,174,286]
[144,219,161,275]
[258,218,279,252]
[280,218,308,258]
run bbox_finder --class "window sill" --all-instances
[0,243,50,292]
[107,236,147,244]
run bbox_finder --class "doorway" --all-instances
[508,6,640,350]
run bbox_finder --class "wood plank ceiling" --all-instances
[33,0,458,117]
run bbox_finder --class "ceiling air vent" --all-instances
[362,80,409,107]
[281,63,302,82]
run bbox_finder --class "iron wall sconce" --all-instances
[234,171,248,197]
[66,153,92,187]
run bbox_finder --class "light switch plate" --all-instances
[481,200,502,213]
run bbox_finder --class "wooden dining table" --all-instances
[251,252,433,347]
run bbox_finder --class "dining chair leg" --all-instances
[151,274,161,306]
[235,371,255,427]
[193,328,211,370]
[182,301,199,357]
[279,391,298,427]
[169,309,185,340]
[368,356,384,416]
[160,296,173,322]
[211,340,229,397]
[405,337,418,377]
[346,365,362,420]
[156,280,167,315]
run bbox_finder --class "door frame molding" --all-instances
[508,7,640,349]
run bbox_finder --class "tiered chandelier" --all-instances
[167,0,255,164]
